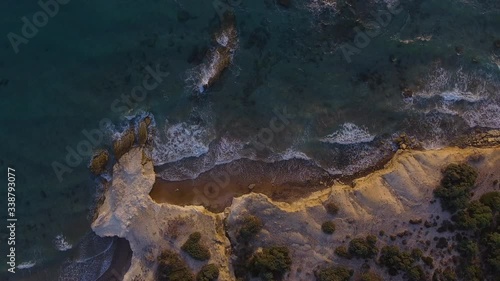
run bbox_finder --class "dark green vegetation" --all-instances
[181,232,211,261]
[314,265,353,281]
[348,235,378,259]
[432,163,500,280]
[379,246,425,279]
[359,271,382,281]
[249,246,292,281]
[196,264,219,281]
[334,246,351,259]
[325,202,340,215]
[321,221,336,234]
[157,250,194,281]
[239,215,263,241]
[434,163,478,212]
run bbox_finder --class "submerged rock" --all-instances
[113,129,135,159]
[198,13,238,93]
[89,150,109,175]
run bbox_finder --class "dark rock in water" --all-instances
[177,10,191,23]
[113,129,135,159]
[144,116,151,126]
[138,121,148,146]
[90,150,109,175]
[200,12,238,92]
[278,0,291,8]
[495,39,500,49]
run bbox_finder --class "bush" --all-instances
[406,265,426,281]
[421,256,434,268]
[321,221,336,234]
[359,271,382,281]
[239,215,263,241]
[181,232,211,261]
[484,232,500,273]
[480,191,500,212]
[196,264,219,281]
[455,201,493,231]
[457,240,479,258]
[314,265,353,281]
[434,163,478,212]
[379,246,417,275]
[157,250,194,281]
[334,246,351,259]
[325,202,340,215]
[249,246,292,281]
[348,235,378,259]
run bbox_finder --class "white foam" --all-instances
[320,123,375,145]
[54,234,73,252]
[17,261,36,270]
[462,103,500,128]
[152,122,215,165]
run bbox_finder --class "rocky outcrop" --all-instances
[89,150,109,175]
[92,145,500,280]
[92,148,233,281]
[113,129,136,160]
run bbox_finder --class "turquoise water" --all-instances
[0,0,499,279]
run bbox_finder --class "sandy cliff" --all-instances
[92,146,500,280]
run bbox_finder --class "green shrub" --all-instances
[359,271,382,281]
[157,250,194,281]
[455,201,493,231]
[321,221,336,234]
[407,265,426,281]
[249,246,292,281]
[457,240,479,257]
[421,256,434,268]
[334,246,351,259]
[379,246,416,275]
[348,235,378,259]
[480,191,500,212]
[325,202,340,215]
[181,232,211,261]
[196,264,219,281]
[239,215,263,240]
[411,248,423,260]
[484,232,500,273]
[434,163,478,212]
[314,265,353,281]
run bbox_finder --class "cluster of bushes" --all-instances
[157,250,194,281]
[239,215,263,241]
[434,163,478,212]
[196,264,219,281]
[248,246,292,281]
[181,232,211,261]
[314,265,353,281]
[348,235,378,259]
[378,246,427,280]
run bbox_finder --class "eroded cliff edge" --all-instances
[91,145,500,280]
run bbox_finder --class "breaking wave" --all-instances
[320,123,375,145]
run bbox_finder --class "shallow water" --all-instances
[0,0,499,279]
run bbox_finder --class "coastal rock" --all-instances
[137,121,148,146]
[89,150,109,175]
[92,148,234,281]
[113,129,135,159]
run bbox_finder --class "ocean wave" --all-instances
[17,261,36,270]
[151,121,216,165]
[320,123,375,145]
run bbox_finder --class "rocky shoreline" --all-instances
[89,125,500,280]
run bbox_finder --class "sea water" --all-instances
[0,0,499,279]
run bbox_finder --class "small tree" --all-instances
[196,264,219,281]
[434,163,478,212]
[348,235,378,259]
[157,250,194,281]
[181,232,211,261]
[249,246,292,281]
[315,265,353,281]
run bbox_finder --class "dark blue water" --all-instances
[0,0,499,280]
